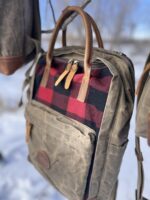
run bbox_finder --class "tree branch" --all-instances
[48,0,56,25]
[62,0,92,30]
[41,0,92,34]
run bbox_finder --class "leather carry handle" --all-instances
[62,13,104,49]
[40,6,93,93]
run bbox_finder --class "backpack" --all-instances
[135,54,150,200]
[0,0,41,75]
[25,6,135,200]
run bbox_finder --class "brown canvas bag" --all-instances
[25,6,135,200]
[135,54,150,200]
[0,0,41,75]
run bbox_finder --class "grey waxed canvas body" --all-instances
[136,76,150,138]
[135,55,150,200]
[25,46,135,200]
[26,101,96,200]
[0,0,41,74]
[136,53,150,138]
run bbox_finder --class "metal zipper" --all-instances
[53,48,134,71]
[64,60,79,90]
[54,58,74,86]
[51,49,134,95]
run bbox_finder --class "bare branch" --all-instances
[62,0,92,30]
[41,0,92,34]
[48,0,56,25]
[41,28,54,34]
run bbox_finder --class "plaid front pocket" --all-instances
[33,55,112,134]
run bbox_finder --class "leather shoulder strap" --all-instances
[135,137,149,200]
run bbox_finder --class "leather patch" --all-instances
[36,150,50,169]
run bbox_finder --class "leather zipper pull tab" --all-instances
[55,59,73,86]
[64,60,79,90]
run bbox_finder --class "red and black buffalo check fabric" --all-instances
[33,55,112,134]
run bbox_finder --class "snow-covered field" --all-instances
[0,42,150,200]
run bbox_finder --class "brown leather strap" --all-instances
[0,56,24,75]
[136,191,149,200]
[62,28,67,48]
[64,61,78,90]
[40,6,93,102]
[135,137,150,200]
[135,137,144,200]
[62,13,104,49]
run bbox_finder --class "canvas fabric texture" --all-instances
[135,54,150,200]
[0,0,41,75]
[136,53,150,138]
[33,55,112,134]
[25,46,135,200]
[24,6,135,200]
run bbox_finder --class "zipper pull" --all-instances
[55,59,73,87]
[64,60,79,90]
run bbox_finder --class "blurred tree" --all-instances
[0,152,4,162]
[47,0,140,45]
[42,0,150,47]
[92,0,139,41]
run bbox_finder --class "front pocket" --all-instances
[26,101,96,200]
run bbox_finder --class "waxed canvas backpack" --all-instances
[0,0,41,75]
[135,53,150,200]
[25,6,135,200]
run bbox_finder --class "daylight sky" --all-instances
[39,0,150,39]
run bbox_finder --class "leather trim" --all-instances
[62,13,104,48]
[0,56,24,75]
[40,6,92,88]
[0,47,36,75]
[77,67,91,102]
[55,60,72,87]
[64,61,78,89]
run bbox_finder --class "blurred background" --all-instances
[0,0,150,200]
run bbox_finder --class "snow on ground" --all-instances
[0,43,150,200]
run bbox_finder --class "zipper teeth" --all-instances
[50,52,134,101]
[53,51,134,97]
[53,50,134,88]
[54,56,105,69]
[68,58,74,63]
[55,48,135,90]
[74,60,79,64]
[54,48,134,70]
[113,50,134,67]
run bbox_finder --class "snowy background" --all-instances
[1,0,150,199]
[0,40,150,200]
